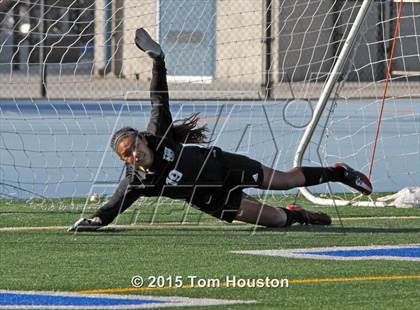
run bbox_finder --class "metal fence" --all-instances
[0,0,419,100]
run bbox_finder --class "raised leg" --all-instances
[259,164,372,195]
[260,165,305,190]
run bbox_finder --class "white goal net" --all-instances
[0,0,419,211]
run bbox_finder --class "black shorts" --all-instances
[197,151,264,223]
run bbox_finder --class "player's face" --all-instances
[117,135,154,170]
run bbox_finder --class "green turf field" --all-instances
[1,196,420,309]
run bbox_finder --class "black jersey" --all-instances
[93,61,263,224]
[93,134,263,225]
[94,135,222,224]
[134,135,226,202]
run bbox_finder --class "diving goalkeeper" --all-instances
[69,28,372,231]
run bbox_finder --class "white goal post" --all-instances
[294,0,379,207]
[293,0,419,207]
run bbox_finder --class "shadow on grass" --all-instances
[66,224,420,236]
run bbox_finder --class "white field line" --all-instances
[0,216,420,232]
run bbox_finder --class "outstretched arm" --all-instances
[135,28,175,139]
[146,60,175,140]
[92,176,145,226]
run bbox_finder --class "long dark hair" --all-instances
[172,113,208,144]
[111,113,208,152]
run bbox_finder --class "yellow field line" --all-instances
[79,274,420,294]
[289,275,420,284]
[0,226,69,232]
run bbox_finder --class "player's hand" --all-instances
[67,217,103,232]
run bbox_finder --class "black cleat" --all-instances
[335,162,372,195]
[68,218,103,232]
[135,28,164,60]
[287,204,332,225]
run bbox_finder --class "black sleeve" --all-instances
[146,61,175,140]
[92,176,146,226]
